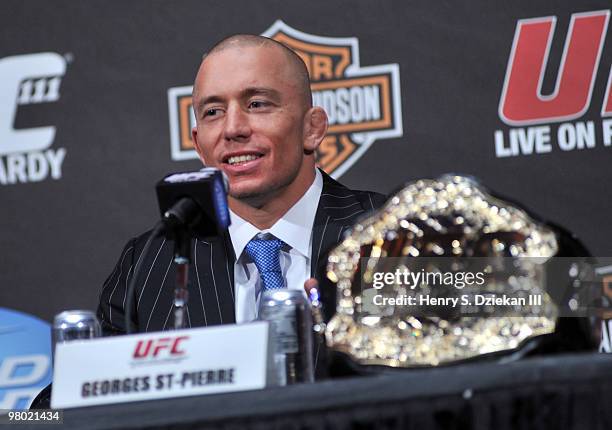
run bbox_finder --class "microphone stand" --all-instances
[123,202,200,333]
[172,227,191,330]
[162,197,202,331]
[174,226,191,330]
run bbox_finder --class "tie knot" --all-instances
[245,237,284,268]
[244,236,285,291]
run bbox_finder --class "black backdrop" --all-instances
[2,0,611,323]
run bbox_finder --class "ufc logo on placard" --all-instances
[499,10,611,126]
[133,336,189,359]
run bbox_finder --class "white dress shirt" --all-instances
[228,169,323,323]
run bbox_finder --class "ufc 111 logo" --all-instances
[495,10,612,158]
[0,52,68,184]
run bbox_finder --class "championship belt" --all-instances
[322,175,597,368]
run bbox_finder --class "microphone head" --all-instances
[156,168,230,239]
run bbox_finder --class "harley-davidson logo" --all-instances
[167,20,403,177]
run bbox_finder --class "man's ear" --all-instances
[303,107,328,154]
[191,127,208,165]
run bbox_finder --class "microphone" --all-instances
[124,168,231,333]
[155,168,230,239]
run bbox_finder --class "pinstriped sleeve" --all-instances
[96,238,137,336]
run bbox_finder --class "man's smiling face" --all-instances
[191,43,316,206]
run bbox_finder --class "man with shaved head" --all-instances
[190,34,326,229]
[97,34,384,342]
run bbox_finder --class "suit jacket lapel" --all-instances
[310,170,381,375]
[311,170,372,278]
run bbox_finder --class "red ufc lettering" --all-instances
[151,337,172,357]
[133,336,189,359]
[499,11,609,125]
[170,336,188,355]
[133,339,153,359]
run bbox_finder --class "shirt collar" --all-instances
[228,169,323,260]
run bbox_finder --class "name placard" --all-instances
[51,322,271,409]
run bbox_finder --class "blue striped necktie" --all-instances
[244,235,285,291]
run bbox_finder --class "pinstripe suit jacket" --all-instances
[97,171,385,334]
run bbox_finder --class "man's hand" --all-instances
[303,277,318,297]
